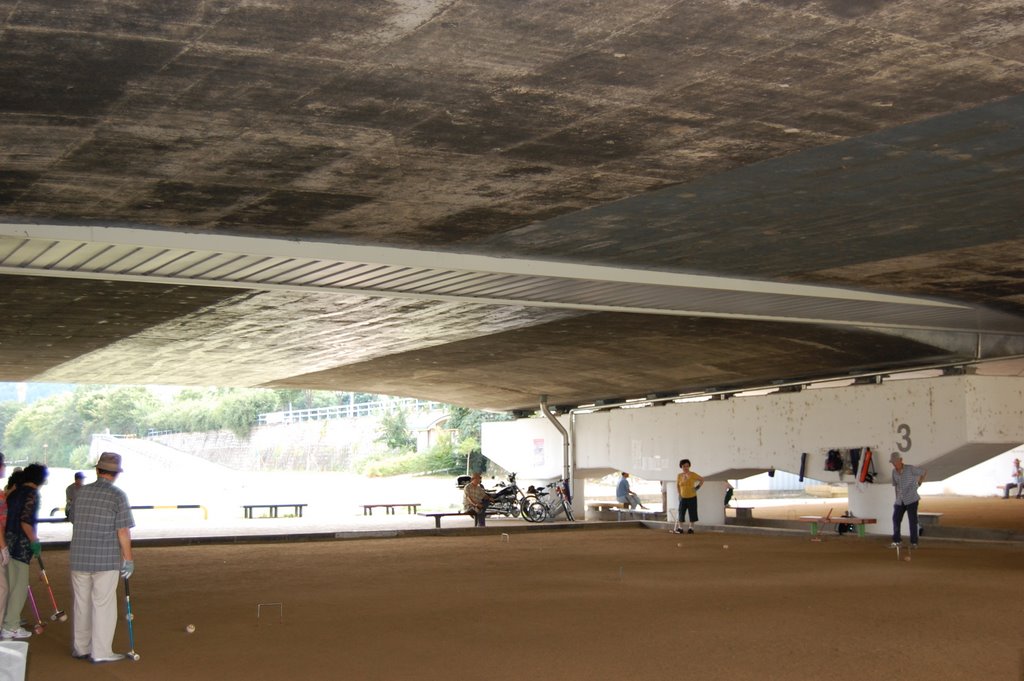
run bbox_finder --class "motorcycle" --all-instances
[485,472,529,519]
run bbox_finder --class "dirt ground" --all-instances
[13,496,1024,681]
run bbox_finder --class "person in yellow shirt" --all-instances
[674,459,704,534]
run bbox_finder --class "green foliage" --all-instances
[0,401,24,449]
[447,407,514,443]
[74,385,160,437]
[148,393,221,433]
[4,393,79,467]
[375,407,416,452]
[214,389,283,440]
[354,437,459,477]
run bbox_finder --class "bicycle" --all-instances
[527,479,575,522]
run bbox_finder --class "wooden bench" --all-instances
[243,503,307,519]
[729,506,754,520]
[418,511,470,528]
[362,503,421,516]
[610,507,660,521]
[799,515,876,537]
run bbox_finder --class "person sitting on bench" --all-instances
[1003,458,1023,499]
[616,472,646,509]
[462,473,492,527]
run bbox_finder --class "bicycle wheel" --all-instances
[562,500,575,522]
[523,500,548,523]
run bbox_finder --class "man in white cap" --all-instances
[889,451,926,549]
[69,452,135,663]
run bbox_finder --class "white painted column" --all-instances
[666,481,679,523]
[570,477,585,520]
[698,481,728,526]
[848,483,893,536]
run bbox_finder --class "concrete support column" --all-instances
[664,481,726,527]
[570,477,584,519]
[699,481,727,526]
[666,481,679,523]
[848,483,893,535]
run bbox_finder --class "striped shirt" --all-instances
[69,478,134,572]
[891,464,925,505]
[463,482,489,511]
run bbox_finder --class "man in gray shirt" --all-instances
[890,451,927,549]
[69,452,135,663]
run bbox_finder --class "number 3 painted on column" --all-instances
[896,423,911,453]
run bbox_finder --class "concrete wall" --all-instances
[481,374,1024,533]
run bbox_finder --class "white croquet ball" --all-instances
[186,624,196,633]
[723,544,729,549]
[676,543,682,547]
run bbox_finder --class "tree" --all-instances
[376,407,415,453]
[0,401,24,449]
[73,385,159,437]
[215,389,282,439]
[4,392,82,467]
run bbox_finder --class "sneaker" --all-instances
[1,627,32,640]
[672,528,683,534]
[686,528,694,534]
[72,653,92,661]
[92,654,126,664]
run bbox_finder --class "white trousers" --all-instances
[71,570,120,658]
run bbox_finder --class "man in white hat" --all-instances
[69,452,135,663]
[889,451,927,549]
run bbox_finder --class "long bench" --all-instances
[610,507,661,521]
[799,515,876,538]
[916,511,943,536]
[418,511,470,528]
[728,506,754,520]
[243,503,307,519]
[586,500,625,512]
[362,503,420,515]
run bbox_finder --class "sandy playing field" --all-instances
[14,494,1024,681]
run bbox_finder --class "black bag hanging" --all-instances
[849,448,862,478]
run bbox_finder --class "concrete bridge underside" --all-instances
[0,2,1022,414]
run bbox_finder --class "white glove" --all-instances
[1,546,9,567]
[120,559,135,579]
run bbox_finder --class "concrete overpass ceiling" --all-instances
[0,1,1022,411]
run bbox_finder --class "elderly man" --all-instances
[616,472,646,509]
[890,452,927,549]
[65,471,85,521]
[462,473,492,527]
[70,452,135,663]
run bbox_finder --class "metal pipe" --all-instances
[539,395,570,484]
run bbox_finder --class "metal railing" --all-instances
[257,398,444,425]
